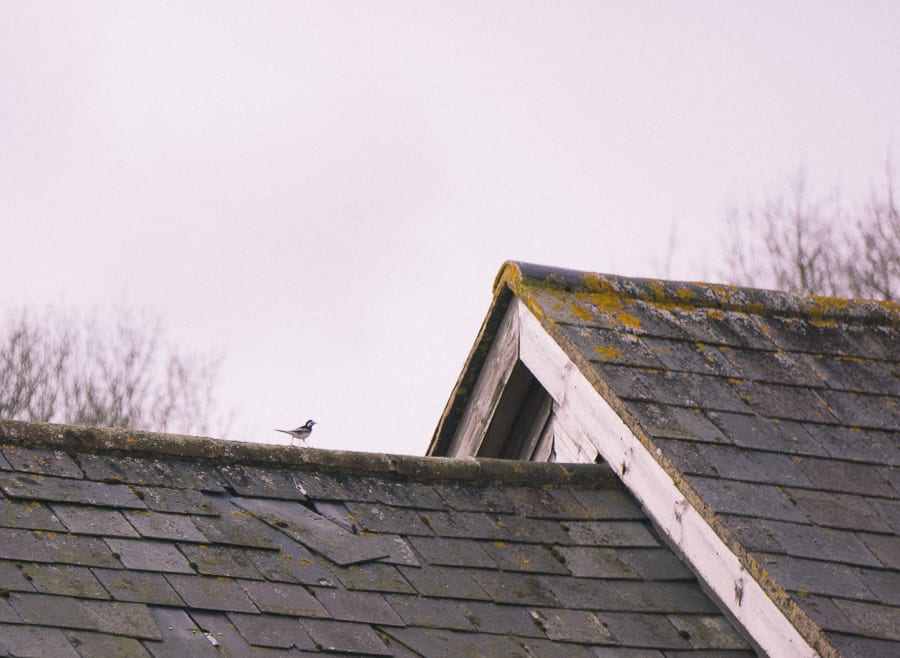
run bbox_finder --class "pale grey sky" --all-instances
[2,3,899,454]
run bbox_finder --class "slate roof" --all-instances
[431,262,900,658]
[0,419,757,657]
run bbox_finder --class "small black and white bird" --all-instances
[275,420,316,445]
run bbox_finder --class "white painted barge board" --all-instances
[516,299,820,658]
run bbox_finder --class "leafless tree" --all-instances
[0,304,226,435]
[720,165,899,301]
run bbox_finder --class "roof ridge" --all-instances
[497,260,899,326]
[0,419,616,488]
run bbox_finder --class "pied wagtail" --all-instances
[275,419,316,445]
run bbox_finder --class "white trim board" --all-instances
[515,299,819,658]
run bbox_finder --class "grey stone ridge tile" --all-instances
[66,630,153,657]
[219,463,307,500]
[234,497,390,566]
[623,402,729,443]
[177,543,264,580]
[191,610,312,657]
[381,625,531,658]
[125,510,208,543]
[311,587,405,625]
[105,537,192,573]
[239,579,327,617]
[245,543,336,587]
[43,532,124,568]
[0,471,146,509]
[666,615,750,650]
[595,611,691,649]
[300,618,393,655]
[344,501,435,535]
[330,561,415,594]
[0,622,82,658]
[382,594,475,630]
[1,445,83,478]
[93,567,186,606]
[563,520,661,547]
[397,565,490,601]
[531,607,616,643]
[228,611,317,650]
[454,600,545,638]
[144,606,221,658]
[21,563,108,599]
[134,485,220,516]
[165,575,258,613]
[51,504,140,537]
[686,476,808,523]
[0,495,66,531]
[9,591,160,639]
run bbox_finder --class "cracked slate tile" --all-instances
[105,538,192,573]
[144,606,221,658]
[191,610,311,656]
[227,611,317,650]
[234,497,389,566]
[177,544,264,580]
[239,580,327,617]
[300,618,393,656]
[312,587,405,626]
[382,594,475,630]
[219,464,307,501]
[165,575,258,613]
[0,472,145,509]
[93,568,185,606]
[245,544,335,587]
[133,486,220,516]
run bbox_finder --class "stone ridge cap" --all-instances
[0,419,615,488]
[496,260,900,326]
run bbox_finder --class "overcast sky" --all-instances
[2,3,899,455]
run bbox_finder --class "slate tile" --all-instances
[564,520,660,547]
[234,497,389,565]
[219,464,307,500]
[650,439,716,476]
[239,580,327,616]
[0,496,65,531]
[382,594,474,630]
[595,611,690,648]
[10,592,160,639]
[158,459,228,493]
[562,324,665,369]
[125,510,208,543]
[732,381,838,424]
[736,517,882,566]
[813,425,900,465]
[134,485,220,516]
[245,545,335,587]
[469,570,560,606]
[192,610,312,657]
[331,561,415,593]
[415,509,508,540]
[492,514,571,545]
[756,553,873,600]
[643,337,735,377]
[358,476,447,510]
[381,626,526,658]
[51,504,139,537]
[227,611,316,649]
[41,531,124,568]
[858,567,900,606]
[0,597,20,622]
[65,630,152,657]
[612,581,720,614]
[0,472,146,509]
[301,618,393,655]
[819,390,900,431]
[690,444,815,488]
[592,649,665,658]
[530,607,615,643]
[624,402,728,443]
[720,515,786,554]
[0,528,54,562]
[687,477,807,523]
[642,370,751,413]
[80,598,161,640]
[177,544,263,580]
[809,355,900,396]
[666,615,750,649]
[708,411,828,456]
[825,632,900,658]
[796,456,896,497]
[617,548,696,581]
[455,600,544,638]
[716,346,823,387]
[789,489,891,532]
[105,538,191,573]
[762,316,874,358]
[190,508,280,550]
[165,575,257,613]
[539,574,626,610]
[831,597,900,641]
[569,488,646,520]
[0,559,36,592]
[2,445,83,478]
[77,454,170,485]
[0,622,81,658]
[553,546,638,579]
[432,482,516,513]
[291,471,378,502]
[144,606,221,658]
[501,486,591,519]
[397,565,489,600]
[483,541,569,574]
[670,308,776,351]
[356,533,420,567]
[22,563,108,599]
[344,501,434,536]
[312,587,405,625]
[93,568,185,606]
